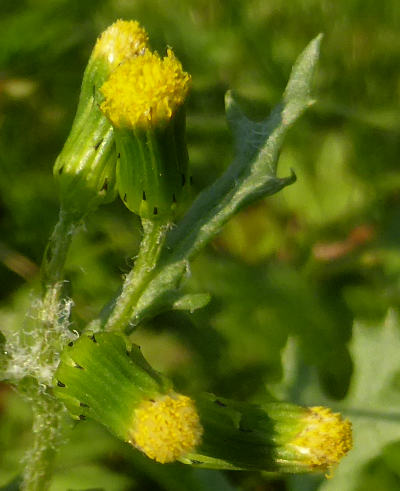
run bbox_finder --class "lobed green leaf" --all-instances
[125,34,323,331]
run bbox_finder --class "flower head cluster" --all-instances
[100,49,191,129]
[130,393,203,463]
[53,19,151,219]
[291,406,353,473]
[93,19,149,68]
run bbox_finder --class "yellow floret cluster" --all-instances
[93,19,149,68]
[130,393,203,463]
[100,49,191,129]
[290,406,353,474]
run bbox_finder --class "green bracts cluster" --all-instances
[53,51,117,220]
[54,333,170,441]
[115,108,189,220]
[53,20,150,220]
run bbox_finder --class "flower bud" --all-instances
[53,20,149,220]
[100,49,191,220]
[184,395,352,475]
[54,332,202,463]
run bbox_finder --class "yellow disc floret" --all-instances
[100,49,191,129]
[290,406,352,474]
[130,393,203,463]
[93,19,149,68]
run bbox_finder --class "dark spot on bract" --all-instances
[142,190,147,201]
[94,138,103,150]
[57,380,65,388]
[80,402,89,408]
[153,207,158,215]
[117,153,121,159]
[123,193,127,202]
[100,178,108,191]
[172,193,177,203]
[79,414,86,420]
[68,341,74,347]
[74,363,84,370]
[58,166,63,175]
[190,459,203,465]
[239,427,253,433]
[46,248,52,263]
[90,334,97,343]
[215,399,227,407]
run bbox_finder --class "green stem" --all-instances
[41,209,77,290]
[39,207,77,335]
[19,211,77,489]
[104,219,171,333]
[21,386,64,491]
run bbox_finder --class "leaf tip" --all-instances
[306,33,324,57]
[278,168,297,189]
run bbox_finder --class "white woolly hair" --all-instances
[3,287,77,388]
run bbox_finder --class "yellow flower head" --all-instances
[130,393,203,463]
[93,19,149,69]
[290,406,352,474]
[100,49,191,129]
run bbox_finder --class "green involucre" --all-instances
[54,332,171,441]
[115,106,190,220]
[53,52,117,220]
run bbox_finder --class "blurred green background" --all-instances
[1,0,400,490]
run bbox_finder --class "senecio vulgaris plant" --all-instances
[0,20,352,491]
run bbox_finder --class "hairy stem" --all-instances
[21,385,64,491]
[18,210,77,490]
[104,219,171,332]
[41,209,77,290]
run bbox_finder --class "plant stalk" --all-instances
[104,218,170,332]
[41,209,77,291]
[21,387,64,491]
[19,210,77,490]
